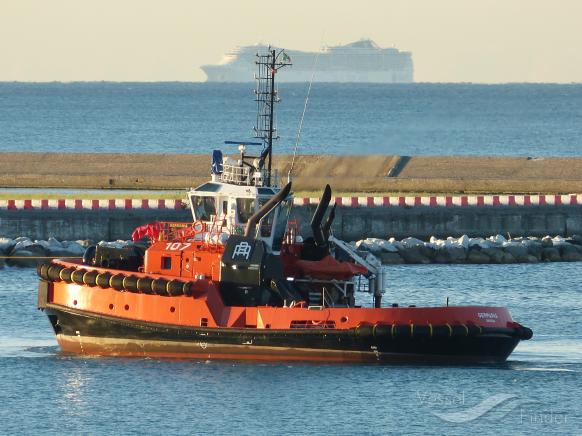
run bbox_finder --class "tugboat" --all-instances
[37,48,532,363]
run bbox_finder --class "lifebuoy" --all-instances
[193,220,205,233]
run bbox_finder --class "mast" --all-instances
[254,47,291,186]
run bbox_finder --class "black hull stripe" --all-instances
[45,305,520,363]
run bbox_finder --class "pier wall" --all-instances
[2,205,581,241]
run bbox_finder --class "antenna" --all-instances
[253,47,291,186]
[288,48,321,182]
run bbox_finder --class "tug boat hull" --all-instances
[44,304,523,364]
[36,50,532,364]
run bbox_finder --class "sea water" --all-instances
[0,263,580,435]
[1,82,581,157]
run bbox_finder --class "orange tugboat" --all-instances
[37,49,532,363]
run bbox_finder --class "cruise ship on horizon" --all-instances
[201,39,413,83]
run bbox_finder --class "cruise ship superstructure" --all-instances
[201,39,413,83]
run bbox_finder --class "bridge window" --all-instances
[236,198,255,223]
[191,195,216,221]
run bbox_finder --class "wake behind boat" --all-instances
[37,48,531,363]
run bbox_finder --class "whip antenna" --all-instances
[288,48,321,182]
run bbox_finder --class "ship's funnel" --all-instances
[245,182,292,237]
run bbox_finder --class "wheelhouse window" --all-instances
[191,195,216,221]
[236,198,255,224]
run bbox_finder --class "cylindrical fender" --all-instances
[355,324,374,338]
[136,277,154,294]
[182,281,194,297]
[467,324,482,337]
[122,275,139,293]
[109,274,125,291]
[95,272,112,288]
[82,270,98,287]
[391,324,411,338]
[413,325,431,338]
[514,325,533,340]
[151,279,168,295]
[166,280,184,296]
[432,325,452,338]
[372,324,391,339]
[37,263,50,281]
[452,325,469,337]
[71,269,88,285]
[59,268,74,283]
[47,264,64,282]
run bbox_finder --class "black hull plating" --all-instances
[44,305,521,363]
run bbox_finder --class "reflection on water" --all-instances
[61,367,89,415]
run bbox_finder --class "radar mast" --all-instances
[254,48,291,186]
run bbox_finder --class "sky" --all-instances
[1,0,581,83]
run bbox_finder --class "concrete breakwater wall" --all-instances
[1,200,582,242]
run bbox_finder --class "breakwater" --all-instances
[353,235,582,265]
[1,198,582,242]
[2,233,581,269]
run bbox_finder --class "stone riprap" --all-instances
[0,237,89,267]
[353,234,582,265]
[3,233,581,269]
